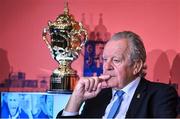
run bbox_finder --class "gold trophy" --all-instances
[42,2,88,92]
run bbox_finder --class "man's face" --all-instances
[7,93,20,116]
[102,39,135,89]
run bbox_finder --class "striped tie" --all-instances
[107,90,125,118]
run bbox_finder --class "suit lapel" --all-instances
[126,78,148,117]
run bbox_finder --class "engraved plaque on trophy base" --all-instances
[49,73,78,93]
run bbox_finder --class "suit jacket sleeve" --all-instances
[56,110,81,118]
[152,85,178,117]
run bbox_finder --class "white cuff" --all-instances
[62,110,79,116]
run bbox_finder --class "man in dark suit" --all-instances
[57,31,178,118]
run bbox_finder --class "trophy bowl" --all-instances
[42,3,88,93]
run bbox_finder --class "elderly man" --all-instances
[57,31,178,118]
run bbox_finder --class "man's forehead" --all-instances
[7,94,19,99]
[104,39,129,52]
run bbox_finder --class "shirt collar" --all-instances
[112,77,141,96]
[9,108,20,119]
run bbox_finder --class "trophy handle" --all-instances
[42,27,52,50]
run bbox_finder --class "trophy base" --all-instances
[49,73,78,92]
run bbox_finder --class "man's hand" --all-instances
[64,75,111,113]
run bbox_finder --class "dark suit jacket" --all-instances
[57,78,178,118]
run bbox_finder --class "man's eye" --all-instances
[113,59,121,63]
[103,58,107,62]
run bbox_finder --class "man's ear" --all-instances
[133,60,143,75]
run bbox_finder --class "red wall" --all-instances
[0,0,180,92]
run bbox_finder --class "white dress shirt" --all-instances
[103,77,141,119]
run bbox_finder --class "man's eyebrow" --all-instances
[113,55,125,61]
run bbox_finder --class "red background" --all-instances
[0,0,180,93]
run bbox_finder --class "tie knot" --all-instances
[115,90,124,97]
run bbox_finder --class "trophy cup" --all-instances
[42,2,88,93]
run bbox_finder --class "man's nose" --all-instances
[104,61,113,70]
